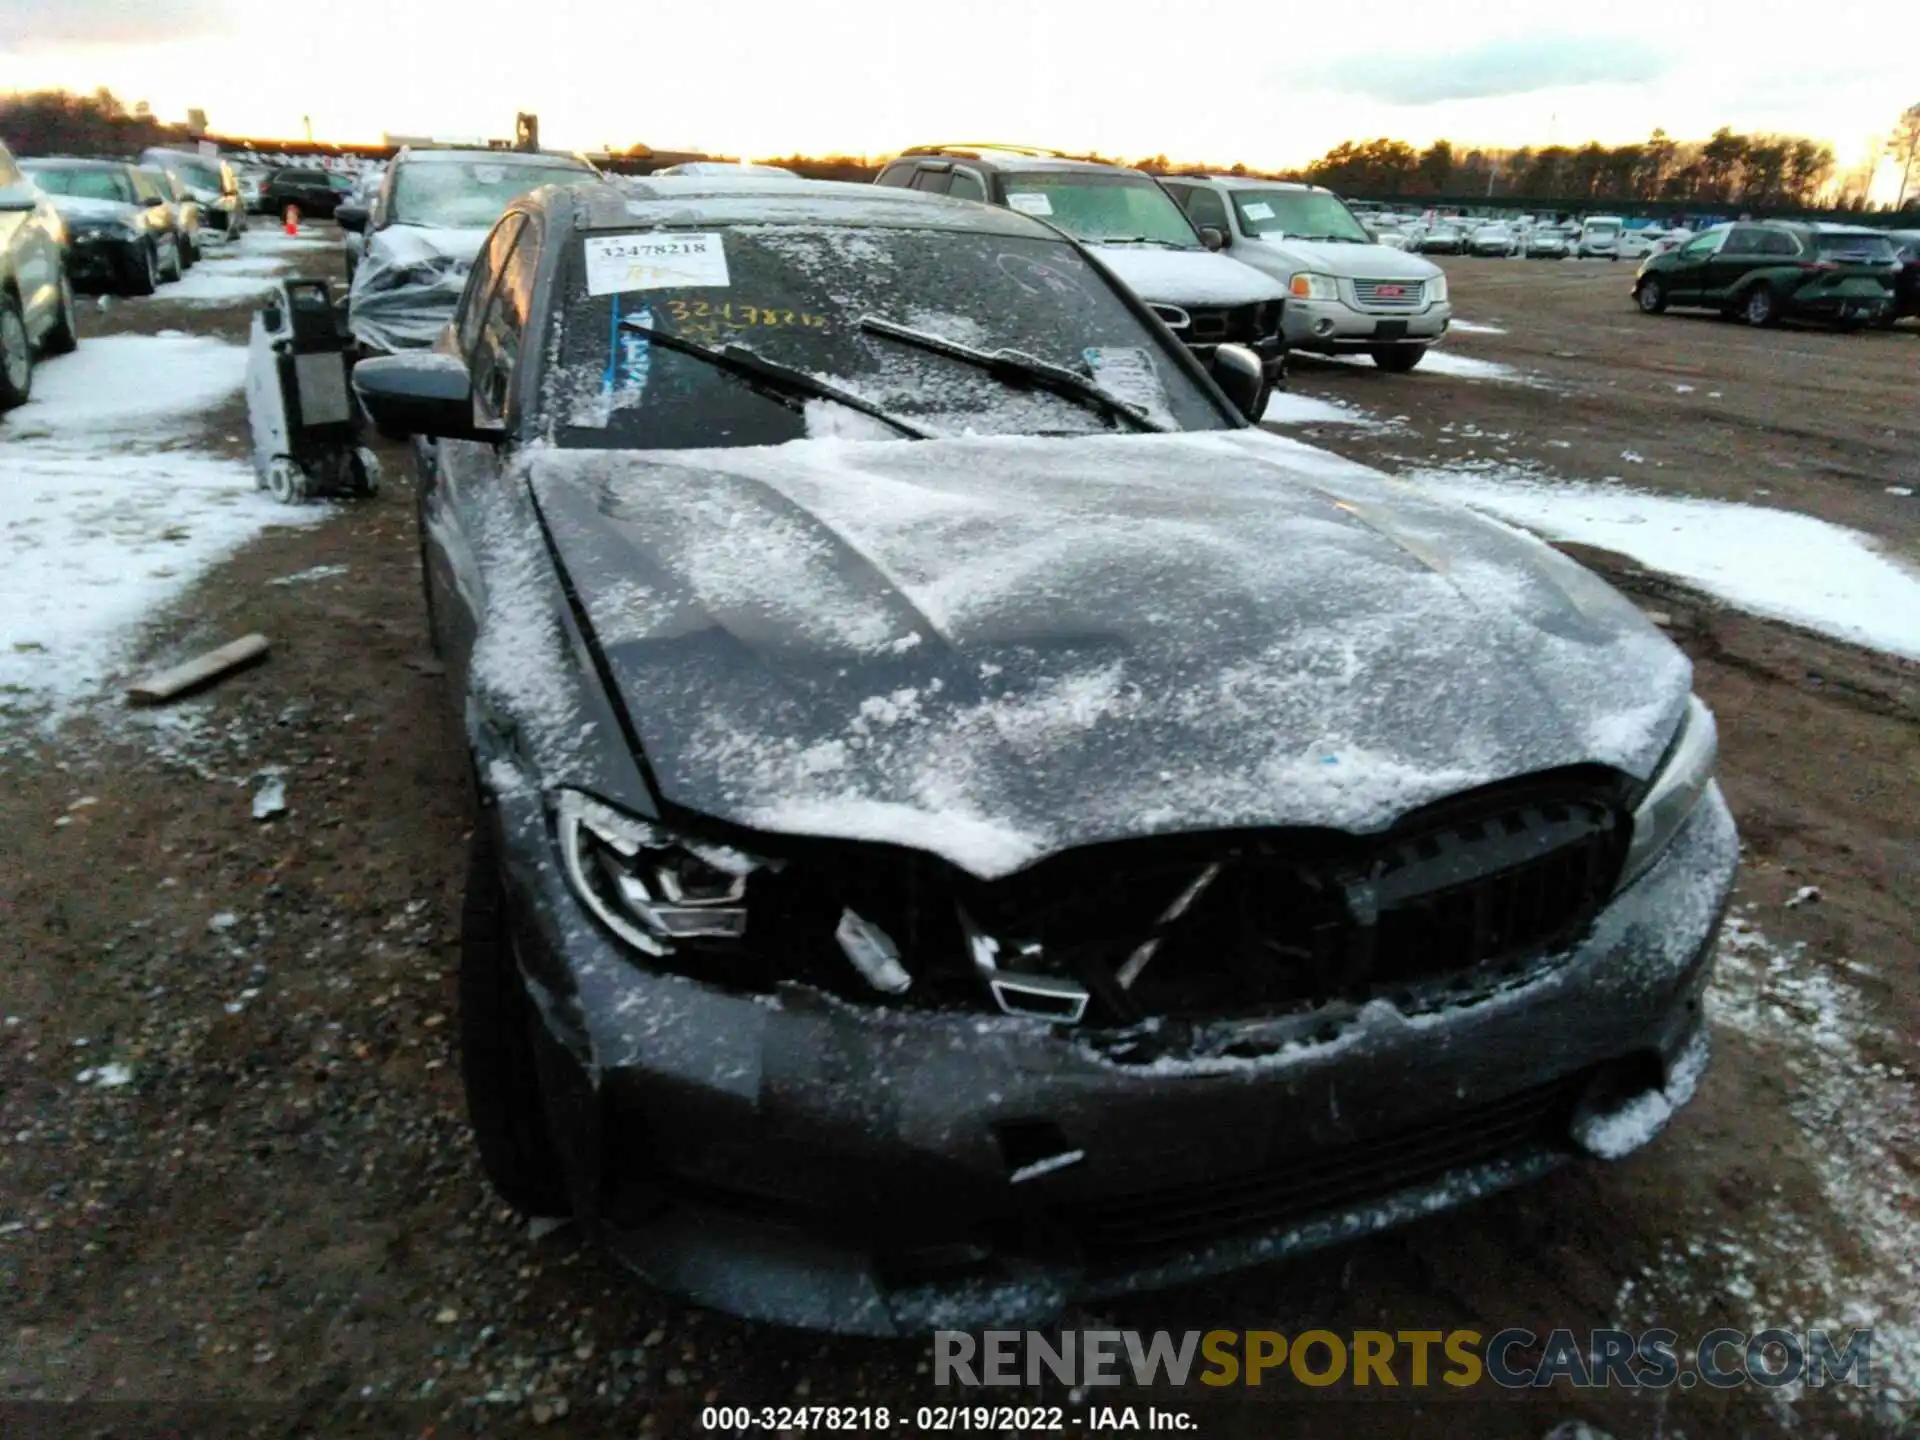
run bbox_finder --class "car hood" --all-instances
[1243,237,1441,281]
[45,195,140,224]
[1090,245,1285,307]
[521,430,1690,879]
[365,224,487,268]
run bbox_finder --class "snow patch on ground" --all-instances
[1261,391,1377,427]
[1418,349,1527,381]
[1447,319,1507,335]
[1308,348,1536,384]
[151,264,286,307]
[1405,464,1920,661]
[1616,913,1919,1412]
[4,334,250,439]
[0,337,322,719]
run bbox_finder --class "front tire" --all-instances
[41,273,79,356]
[158,236,184,283]
[0,294,33,411]
[123,242,159,297]
[459,820,570,1215]
[1636,277,1668,315]
[1369,344,1427,373]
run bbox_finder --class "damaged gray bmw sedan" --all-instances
[352,177,1737,1336]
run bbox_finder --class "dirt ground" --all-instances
[1,238,1916,1440]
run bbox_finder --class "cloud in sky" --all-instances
[1321,32,1672,105]
[0,0,229,53]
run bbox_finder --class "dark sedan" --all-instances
[261,165,351,220]
[19,157,183,295]
[352,177,1737,1335]
[1633,221,1896,328]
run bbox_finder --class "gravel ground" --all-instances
[1,237,1915,1439]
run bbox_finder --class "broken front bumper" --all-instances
[492,778,1738,1337]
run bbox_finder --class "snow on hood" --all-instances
[1244,237,1441,282]
[346,224,485,352]
[1091,246,1285,308]
[45,195,139,222]
[519,430,1692,879]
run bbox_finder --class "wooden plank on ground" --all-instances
[125,634,271,706]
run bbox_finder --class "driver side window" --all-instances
[1177,184,1229,235]
[457,213,522,359]
[468,214,538,422]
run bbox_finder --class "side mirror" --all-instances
[1211,343,1265,422]
[0,186,37,213]
[335,204,368,233]
[1198,226,1226,252]
[143,195,168,208]
[352,352,494,442]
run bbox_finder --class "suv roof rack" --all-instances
[901,142,1073,160]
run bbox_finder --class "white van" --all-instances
[1579,216,1624,259]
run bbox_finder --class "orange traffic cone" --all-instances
[283,204,300,235]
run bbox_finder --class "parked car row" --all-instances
[18,156,193,295]
[344,169,1741,1334]
[335,143,1459,382]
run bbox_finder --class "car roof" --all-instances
[566,175,1055,239]
[895,144,1148,177]
[396,147,589,169]
[1174,173,1323,193]
[20,156,131,170]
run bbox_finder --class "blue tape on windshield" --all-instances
[604,298,653,403]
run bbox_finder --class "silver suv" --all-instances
[876,146,1289,409]
[1159,174,1452,373]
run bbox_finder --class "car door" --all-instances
[0,146,60,330]
[1661,229,1725,305]
[424,213,527,692]
[127,167,176,256]
[1701,225,1768,306]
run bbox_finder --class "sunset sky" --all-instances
[2,0,1911,195]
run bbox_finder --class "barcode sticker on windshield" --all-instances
[1006,192,1053,217]
[1241,201,1274,221]
[1084,346,1171,427]
[584,233,730,296]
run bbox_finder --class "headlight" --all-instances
[1619,695,1717,890]
[1427,273,1449,303]
[1288,272,1341,301]
[555,789,758,955]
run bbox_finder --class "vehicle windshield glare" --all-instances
[997,174,1201,247]
[23,165,133,204]
[391,159,584,228]
[1813,232,1895,263]
[549,223,1230,451]
[170,159,223,191]
[1233,190,1371,243]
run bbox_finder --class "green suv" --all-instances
[1633,221,1897,329]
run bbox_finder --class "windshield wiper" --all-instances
[859,315,1167,434]
[1094,235,1186,248]
[616,316,931,440]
